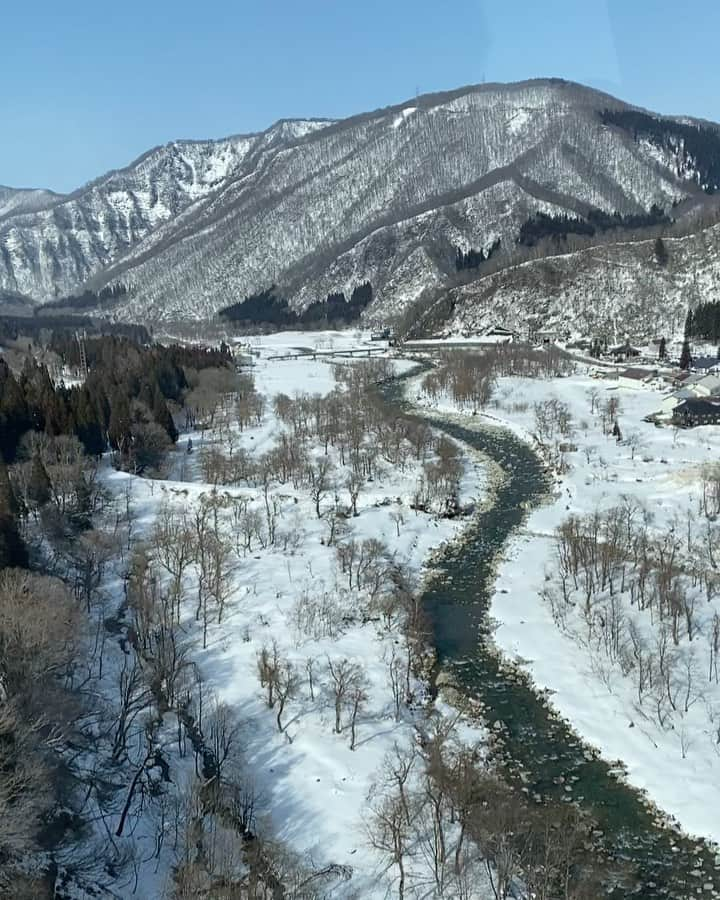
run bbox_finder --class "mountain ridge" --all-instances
[3,78,720,330]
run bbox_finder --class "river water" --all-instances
[383,370,718,900]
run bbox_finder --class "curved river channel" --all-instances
[382,369,718,900]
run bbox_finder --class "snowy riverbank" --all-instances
[416,370,720,846]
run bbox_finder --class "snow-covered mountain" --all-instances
[2,79,719,324]
[0,185,63,219]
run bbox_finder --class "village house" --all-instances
[533,327,561,344]
[609,343,641,362]
[690,374,720,397]
[672,398,720,428]
[660,387,699,415]
[691,355,720,373]
[617,367,658,389]
[660,374,720,415]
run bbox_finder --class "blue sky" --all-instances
[3,0,719,193]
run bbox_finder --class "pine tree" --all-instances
[658,337,667,360]
[680,309,693,370]
[27,453,52,507]
[152,385,178,443]
[108,393,132,455]
[73,389,105,455]
[654,236,669,266]
[0,456,28,569]
[684,308,694,339]
[70,473,93,530]
[0,361,30,463]
[680,340,692,370]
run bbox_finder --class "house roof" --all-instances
[610,344,641,354]
[669,387,698,401]
[695,374,720,393]
[674,398,720,416]
[692,356,720,370]
[618,368,657,380]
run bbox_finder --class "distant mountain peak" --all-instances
[1,80,719,331]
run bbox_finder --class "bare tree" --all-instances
[152,504,195,616]
[112,656,153,761]
[368,789,413,900]
[305,657,317,701]
[307,456,335,518]
[257,641,281,708]
[327,657,364,734]
[275,662,299,733]
[346,471,363,517]
[206,700,241,788]
[348,681,369,750]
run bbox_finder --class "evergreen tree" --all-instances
[69,473,93,530]
[73,389,105,455]
[0,361,31,462]
[654,237,669,266]
[0,457,28,569]
[684,308,694,339]
[27,453,52,507]
[108,393,132,455]
[680,308,694,371]
[680,339,692,370]
[658,337,667,360]
[152,385,178,443]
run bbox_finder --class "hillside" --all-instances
[434,223,720,340]
[2,78,720,324]
[0,185,63,219]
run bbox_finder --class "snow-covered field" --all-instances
[90,335,490,897]
[417,367,720,845]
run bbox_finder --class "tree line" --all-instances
[518,205,671,247]
[37,282,129,313]
[688,301,720,343]
[218,281,373,329]
[0,336,235,569]
[0,313,149,347]
[601,108,720,194]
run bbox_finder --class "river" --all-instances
[383,367,718,900]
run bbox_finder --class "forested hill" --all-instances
[600,109,720,194]
[3,78,720,325]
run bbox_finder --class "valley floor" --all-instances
[90,331,492,898]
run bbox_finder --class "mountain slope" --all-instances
[1,79,718,322]
[0,185,64,219]
[437,223,720,341]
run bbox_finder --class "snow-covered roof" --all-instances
[618,367,657,381]
[695,374,720,392]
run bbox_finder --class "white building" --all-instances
[659,375,720,415]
